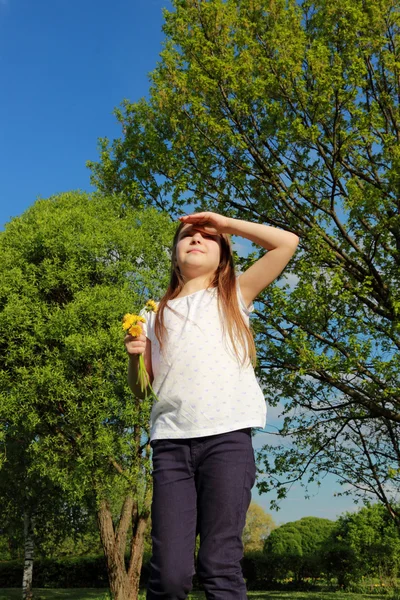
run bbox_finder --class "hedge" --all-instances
[0,551,267,589]
[0,556,108,588]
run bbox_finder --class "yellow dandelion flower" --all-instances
[122,313,135,330]
[122,313,146,331]
[128,324,142,337]
[145,299,158,313]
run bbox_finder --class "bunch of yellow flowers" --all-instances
[122,300,158,401]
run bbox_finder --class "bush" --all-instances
[37,556,109,588]
[240,551,271,590]
[0,560,21,587]
[0,552,159,590]
[0,550,343,591]
[0,556,108,588]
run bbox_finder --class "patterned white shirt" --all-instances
[140,276,267,441]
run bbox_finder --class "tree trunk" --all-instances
[128,485,152,598]
[97,494,151,600]
[97,439,153,600]
[97,499,130,600]
[22,511,34,600]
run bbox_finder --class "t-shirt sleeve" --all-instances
[235,275,254,315]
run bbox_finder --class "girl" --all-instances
[125,211,299,600]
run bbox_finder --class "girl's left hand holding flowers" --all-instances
[123,300,158,401]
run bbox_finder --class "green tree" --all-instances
[0,191,175,600]
[327,504,400,586]
[242,501,276,553]
[264,516,336,582]
[88,0,400,525]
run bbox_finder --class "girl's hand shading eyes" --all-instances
[178,211,230,235]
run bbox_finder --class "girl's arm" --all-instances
[225,218,299,307]
[178,212,299,307]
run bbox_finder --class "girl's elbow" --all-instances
[292,233,300,245]
[288,233,300,250]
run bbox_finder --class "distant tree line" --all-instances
[249,505,400,589]
[1,493,399,591]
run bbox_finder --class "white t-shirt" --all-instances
[140,276,267,441]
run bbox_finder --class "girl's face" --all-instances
[175,225,222,280]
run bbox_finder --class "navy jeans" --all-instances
[146,427,256,600]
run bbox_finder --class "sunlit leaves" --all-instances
[0,191,175,501]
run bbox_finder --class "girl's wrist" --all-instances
[224,217,239,235]
[224,217,252,236]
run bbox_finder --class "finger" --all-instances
[188,217,213,227]
[124,333,145,343]
[193,213,211,220]
[179,212,209,221]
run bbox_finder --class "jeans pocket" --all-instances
[150,439,170,451]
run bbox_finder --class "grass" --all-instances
[0,591,394,600]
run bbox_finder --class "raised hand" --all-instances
[178,211,230,235]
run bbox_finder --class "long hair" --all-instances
[154,222,257,367]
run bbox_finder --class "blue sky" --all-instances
[0,0,358,525]
[0,0,171,223]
